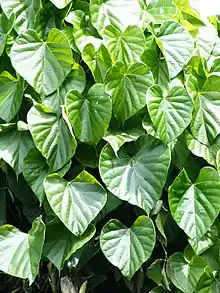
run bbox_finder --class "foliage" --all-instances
[0,0,220,292]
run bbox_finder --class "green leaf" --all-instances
[0,71,24,122]
[11,28,73,95]
[189,223,219,255]
[82,43,111,83]
[196,266,220,293]
[99,135,171,214]
[65,83,112,145]
[152,61,170,91]
[44,171,107,235]
[42,63,86,115]
[201,240,220,272]
[0,217,45,284]
[147,259,164,286]
[0,123,34,176]
[1,0,41,34]
[43,219,95,270]
[147,0,177,24]
[167,253,206,293]
[142,113,158,138]
[90,0,142,36]
[169,167,220,240]
[147,85,193,144]
[23,148,49,205]
[103,115,145,155]
[100,215,156,280]
[189,75,220,145]
[0,13,15,56]
[105,61,153,121]
[196,26,217,60]
[103,25,145,68]
[185,131,216,166]
[150,287,168,293]
[49,0,72,9]
[27,105,76,172]
[156,21,194,78]
[66,10,102,52]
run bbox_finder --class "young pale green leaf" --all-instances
[11,28,73,96]
[49,0,72,9]
[27,106,76,172]
[0,71,24,122]
[167,253,206,293]
[23,148,49,205]
[105,61,154,121]
[99,135,171,214]
[0,124,34,176]
[65,84,112,145]
[44,171,107,236]
[147,0,177,23]
[103,116,145,155]
[1,0,41,34]
[104,25,145,68]
[90,0,142,35]
[196,266,220,293]
[0,217,45,284]
[189,75,220,145]
[174,0,203,20]
[82,43,112,83]
[156,21,194,78]
[42,63,86,115]
[100,216,156,280]
[43,219,95,270]
[169,167,220,240]
[147,85,193,144]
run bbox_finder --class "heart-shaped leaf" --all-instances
[44,171,107,236]
[99,135,171,214]
[11,28,73,95]
[27,105,76,172]
[169,167,220,240]
[100,216,156,280]
[156,21,194,78]
[167,253,205,293]
[65,83,112,145]
[90,0,142,35]
[105,61,153,121]
[0,217,45,284]
[43,219,96,270]
[147,85,193,144]
[104,25,145,68]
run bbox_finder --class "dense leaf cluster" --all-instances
[0,0,220,292]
